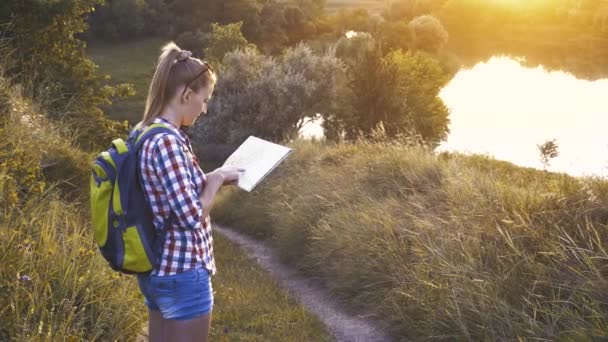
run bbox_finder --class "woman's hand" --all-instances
[212,166,245,186]
[200,167,245,219]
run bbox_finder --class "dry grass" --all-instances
[213,138,608,340]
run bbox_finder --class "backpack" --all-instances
[90,123,178,274]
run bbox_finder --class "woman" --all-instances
[135,42,242,341]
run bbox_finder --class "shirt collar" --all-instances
[152,117,189,145]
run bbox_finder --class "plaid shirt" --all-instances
[139,117,215,276]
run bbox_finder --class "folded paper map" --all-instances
[222,136,293,192]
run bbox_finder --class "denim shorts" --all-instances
[137,268,213,320]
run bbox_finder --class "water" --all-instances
[438,56,608,178]
[301,56,608,178]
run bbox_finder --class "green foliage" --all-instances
[436,0,608,79]
[163,0,324,54]
[175,30,209,58]
[205,22,258,66]
[0,0,132,151]
[192,43,345,147]
[214,138,608,340]
[329,35,450,145]
[0,42,332,342]
[408,14,448,53]
[0,67,144,340]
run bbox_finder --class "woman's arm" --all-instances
[200,171,223,220]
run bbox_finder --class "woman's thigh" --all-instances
[148,309,165,342]
[164,312,212,342]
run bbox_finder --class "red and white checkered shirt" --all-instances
[138,117,215,276]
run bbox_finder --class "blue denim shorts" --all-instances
[137,268,213,320]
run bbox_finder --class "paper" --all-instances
[222,136,292,192]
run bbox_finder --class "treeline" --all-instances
[87,0,325,54]
[435,0,608,79]
[83,0,456,162]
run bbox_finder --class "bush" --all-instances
[175,30,209,58]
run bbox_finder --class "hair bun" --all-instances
[176,50,192,62]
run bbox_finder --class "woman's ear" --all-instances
[181,88,192,104]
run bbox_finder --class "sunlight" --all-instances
[439,56,608,177]
[492,0,552,9]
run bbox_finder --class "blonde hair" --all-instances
[137,42,217,129]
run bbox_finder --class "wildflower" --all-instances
[19,274,32,282]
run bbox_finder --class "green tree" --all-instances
[1,0,132,150]
[204,22,258,66]
[192,44,345,146]
[329,35,450,145]
[408,15,448,53]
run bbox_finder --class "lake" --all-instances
[438,56,608,178]
[301,56,608,178]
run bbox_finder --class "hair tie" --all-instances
[176,50,192,63]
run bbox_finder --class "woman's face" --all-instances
[181,84,214,127]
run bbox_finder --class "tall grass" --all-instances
[0,68,145,340]
[0,189,145,340]
[213,138,608,340]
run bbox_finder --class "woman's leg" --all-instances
[148,308,165,342]
[164,312,212,342]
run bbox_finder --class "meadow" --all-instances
[88,37,163,125]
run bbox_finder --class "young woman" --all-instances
[135,42,242,341]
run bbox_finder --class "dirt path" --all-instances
[214,224,392,342]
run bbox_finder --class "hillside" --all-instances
[213,138,608,340]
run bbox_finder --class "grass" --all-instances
[88,37,167,124]
[0,67,145,340]
[212,138,608,340]
[2,40,332,341]
[209,234,332,341]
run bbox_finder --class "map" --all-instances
[222,136,293,192]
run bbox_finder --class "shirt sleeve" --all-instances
[152,133,203,230]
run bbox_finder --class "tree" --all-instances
[204,22,258,66]
[191,44,345,147]
[1,0,132,150]
[328,35,450,146]
[408,15,448,53]
[537,139,559,171]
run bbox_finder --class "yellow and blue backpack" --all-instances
[90,123,178,274]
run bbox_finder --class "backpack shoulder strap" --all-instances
[133,123,178,152]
